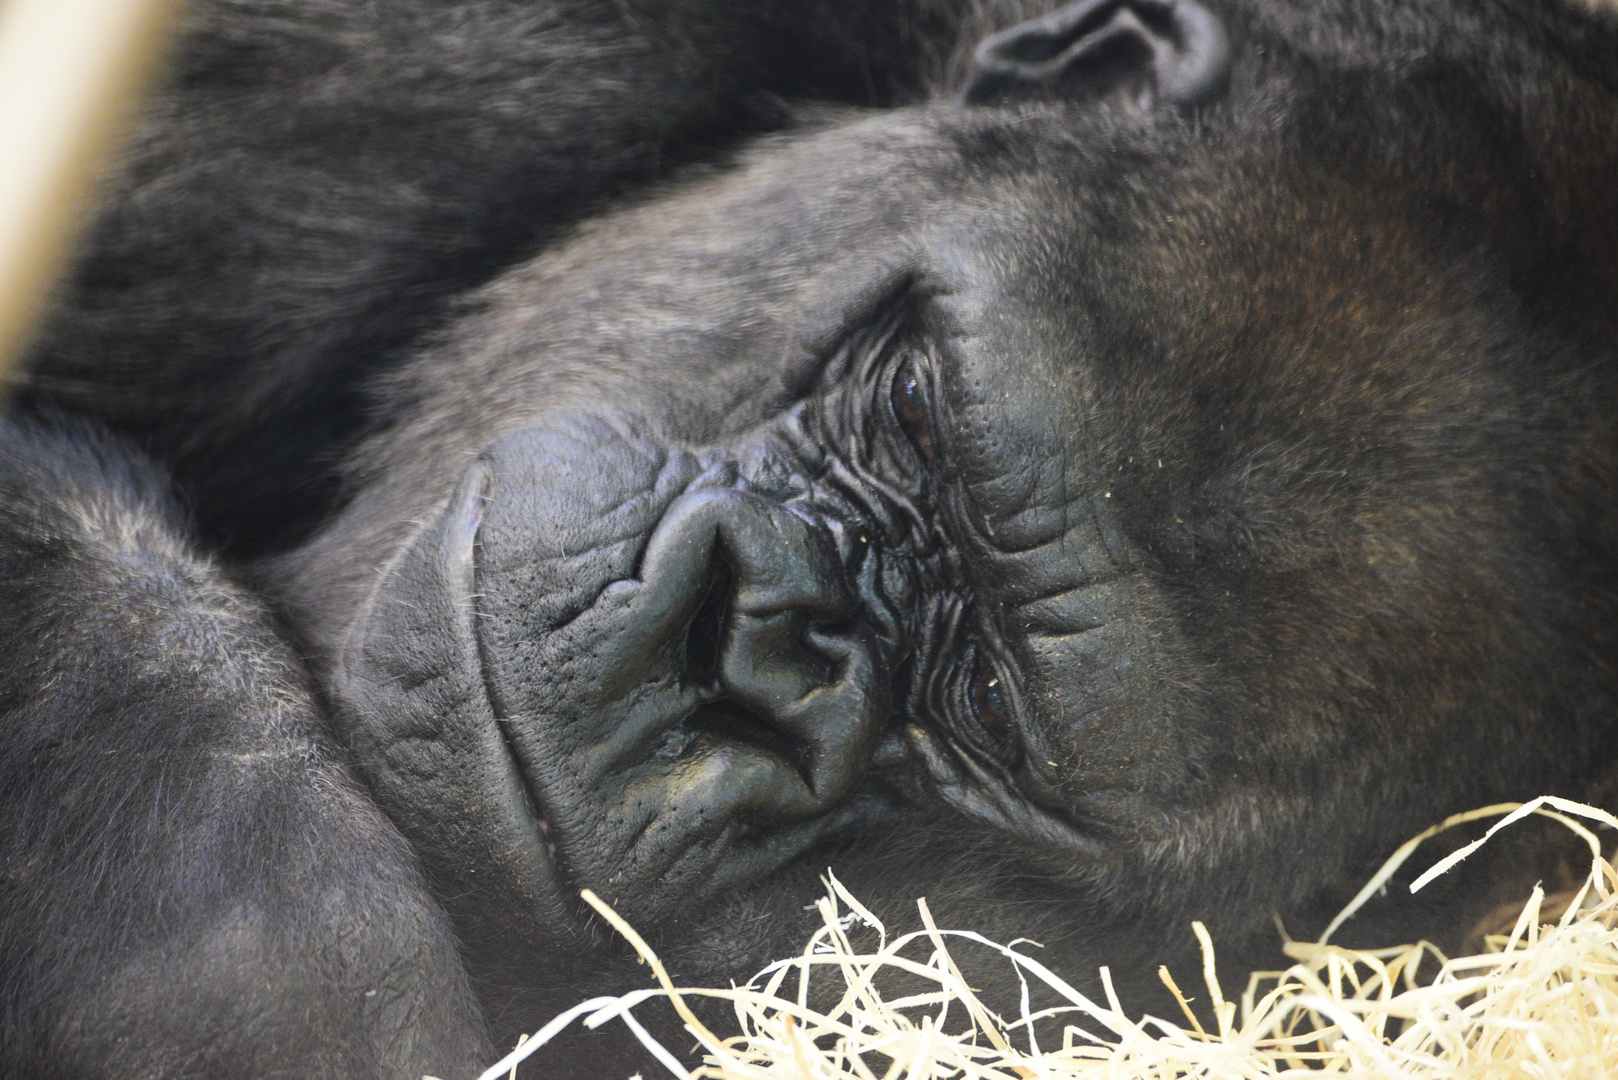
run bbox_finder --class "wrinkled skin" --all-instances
[4,0,1618,1076]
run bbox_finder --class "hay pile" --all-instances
[472,796,1618,1079]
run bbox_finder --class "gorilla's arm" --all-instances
[22,0,980,552]
[0,418,486,1079]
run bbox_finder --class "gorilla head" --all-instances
[262,0,1618,1051]
[6,0,1616,1074]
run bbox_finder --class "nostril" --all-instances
[681,559,733,689]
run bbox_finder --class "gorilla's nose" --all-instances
[648,488,887,806]
[467,419,890,917]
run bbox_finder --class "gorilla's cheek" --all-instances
[336,413,895,931]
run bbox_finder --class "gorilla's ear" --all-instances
[960,0,1230,109]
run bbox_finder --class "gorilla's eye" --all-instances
[890,362,934,458]
[967,650,1016,757]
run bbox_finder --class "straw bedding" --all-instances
[465,796,1618,1080]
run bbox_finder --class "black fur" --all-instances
[0,418,483,1075]
[4,0,1618,1076]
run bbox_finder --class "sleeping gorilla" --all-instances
[3,0,1618,1075]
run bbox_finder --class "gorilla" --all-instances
[3,0,1617,1075]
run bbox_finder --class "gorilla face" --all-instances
[302,89,1617,1031]
[7,0,1618,1075]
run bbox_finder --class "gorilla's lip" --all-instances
[459,464,563,869]
[327,458,578,940]
[470,641,561,868]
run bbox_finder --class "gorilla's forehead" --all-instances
[385,104,1201,460]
